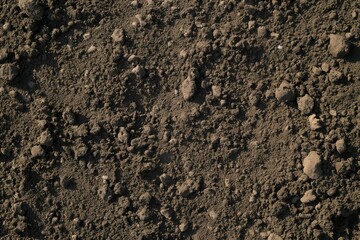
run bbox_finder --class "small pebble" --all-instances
[117,127,129,143]
[181,77,196,101]
[87,45,97,53]
[303,151,323,179]
[335,139,346,154]
[268,233,283,240]
[211,85,221,97]
[328,69,343,83]
[131,65,146,78]
[111,28,125,44]
[300,189,317,204]
[321,63,330,73]
[257,26,268,38]
[31,145,45,158]
[179,221,189,232]
[297,94,314,115]
[137,207,151,221]
[308,114,323,130]
[328,34,350,58]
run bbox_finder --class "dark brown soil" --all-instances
[0,0,359,239]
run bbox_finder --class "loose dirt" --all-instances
[0,0,359,239]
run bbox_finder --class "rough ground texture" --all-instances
[0,0,359,239]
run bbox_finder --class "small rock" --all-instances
[300,189,317,204]
[268,233,283,240]
[111,28,125,44]
[326,187,337,197]
[137,207,151,221]
[31,145,45,158]
[211,85,221,97]
[98,181,113,202]
[329,34,350,58]
[160,207,172,220]
[208,210,218,220]
[87,45,97,53]
[328,69,343,83]
[321,63,330,73]
[297,94,314,115]
[181,77,196,101]
[335,139,346,154]
[303,151,323,179]
[139,192,152,206]
[118,127,129,144]
[308,114,323,130]
[312,66,323,76]
[275,81,295,103]
[179,221,189,232]
[0,63,19,82]
[18,0,44,21]
[257,26,268,38]
[335,160,352,175]
[131,65,146,78]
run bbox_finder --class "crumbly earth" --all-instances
[0,1,359,240]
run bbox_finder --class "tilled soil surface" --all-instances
[0,0,360,239]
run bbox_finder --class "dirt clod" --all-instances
[308,114,323,131]
[30,145,45,158]
[275,81,295,103]
[300,189,317,204]
[0,63,19,83]
[111,28,125,44]
[297,94,314,115]
[328,34,350,58]
[18,0,44,21]
[303,151,323,179]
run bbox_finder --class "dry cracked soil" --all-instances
[0,0,359,239]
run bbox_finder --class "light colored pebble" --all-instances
[303,151,323,179]
[308,114,323,130]
[300,189,317,204]
[335,139,346,154]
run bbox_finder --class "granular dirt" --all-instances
[0,0,359,239]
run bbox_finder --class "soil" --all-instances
[0,0,359,240]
